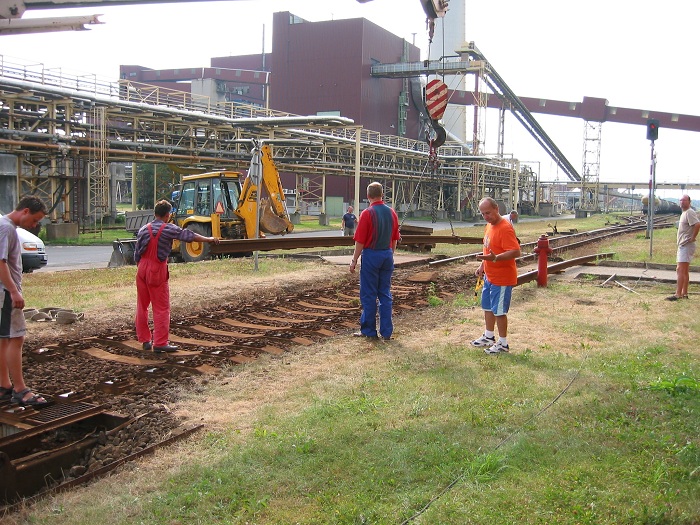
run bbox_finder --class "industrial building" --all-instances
[120,11,426,208]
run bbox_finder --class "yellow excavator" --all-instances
[109,144,294,267]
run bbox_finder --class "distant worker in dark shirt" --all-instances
[349,183,400,340]
[341,206,358,237]
[134,200,220,353]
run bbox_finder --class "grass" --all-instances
[24,316,699,524]
[12,213,700,525]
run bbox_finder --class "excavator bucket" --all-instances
[108,240,136,268]
[259,197,290,235]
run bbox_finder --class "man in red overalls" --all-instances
[134,200,220,353]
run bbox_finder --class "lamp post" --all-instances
[248,141,262,272]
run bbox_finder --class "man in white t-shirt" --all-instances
[0,196,49,406]
[667,195,700,301]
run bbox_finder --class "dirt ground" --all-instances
[23,263,353,349]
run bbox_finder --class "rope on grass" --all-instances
[399,350,590,524]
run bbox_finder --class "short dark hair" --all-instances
[154,199,173,218]
[15,195,48,214]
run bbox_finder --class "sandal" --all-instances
[11,388,48,407]
[0,386,12,401]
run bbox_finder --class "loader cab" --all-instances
[175,172,242,220]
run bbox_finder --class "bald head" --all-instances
[478,197,502,225]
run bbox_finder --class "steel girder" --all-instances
[0,63,526,220]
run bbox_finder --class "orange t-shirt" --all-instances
[482,219,520,286]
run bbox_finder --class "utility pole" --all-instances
[645,119,659,255]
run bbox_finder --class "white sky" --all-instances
[3,0,700,200]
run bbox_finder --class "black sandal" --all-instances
[11,388,48,407]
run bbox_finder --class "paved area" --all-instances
[559,261,700,285]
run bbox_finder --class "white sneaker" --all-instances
[471,334,496,348]
[485,341,510,354]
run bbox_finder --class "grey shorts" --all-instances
[677,243,696,264]
[0,289,26,339]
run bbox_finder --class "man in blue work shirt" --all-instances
[349,182,400,340]
[341,206,358,237]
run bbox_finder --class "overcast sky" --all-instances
[4,0,699,200]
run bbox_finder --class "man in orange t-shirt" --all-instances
[471,197,521,354]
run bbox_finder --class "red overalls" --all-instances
[135,223,171,347]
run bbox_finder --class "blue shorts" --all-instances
[480,277,513,316]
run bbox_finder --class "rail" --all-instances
[516,253,615,286]
[209,234,484,255]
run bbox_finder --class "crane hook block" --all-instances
[421,0,449,19]
[427,120,446,149]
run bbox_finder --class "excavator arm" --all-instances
[235,144,294,239]
[258,145,292,225]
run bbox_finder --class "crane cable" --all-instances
[417,15,456,235]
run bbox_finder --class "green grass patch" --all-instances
[114,347,700,525]
[649,375,700,396]
[42,228,135,246]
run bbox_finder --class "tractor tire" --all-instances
[180,223,212,263]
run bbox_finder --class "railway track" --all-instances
[0,217,667,511]
[0,270,462,510]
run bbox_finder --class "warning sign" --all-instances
[214,201,225,214]
[425,79,448,121]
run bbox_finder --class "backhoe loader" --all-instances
[109,144,293,267]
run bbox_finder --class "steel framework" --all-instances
[0,56,529,223]
[580,121,602,212]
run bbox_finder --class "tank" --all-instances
[641,196,682,215]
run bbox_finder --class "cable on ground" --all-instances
[400,350,589,524]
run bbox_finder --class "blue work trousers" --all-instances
[359,248,394,338]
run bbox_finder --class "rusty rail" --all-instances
[429,221,654,267]
[516,253,615,286]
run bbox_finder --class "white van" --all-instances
[0,215,48,273]
[17,227,48,273]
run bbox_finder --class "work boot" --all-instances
[153,344,179,353]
